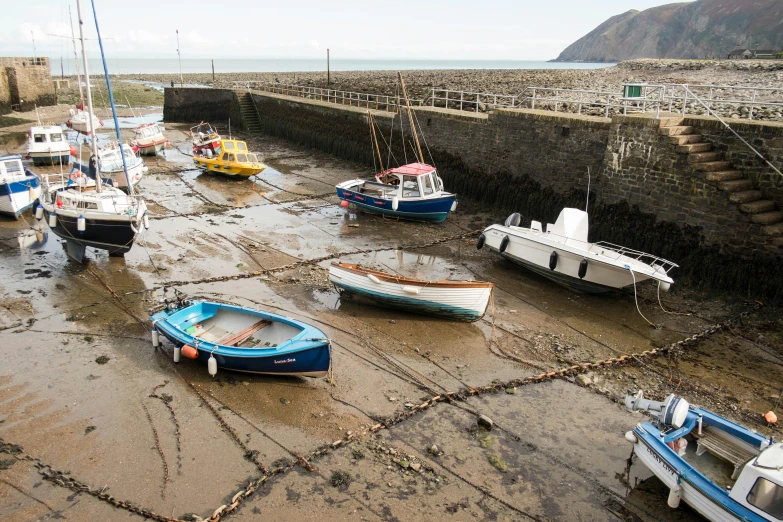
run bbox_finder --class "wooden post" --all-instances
[212,60,215,82]
[327,49,330,86]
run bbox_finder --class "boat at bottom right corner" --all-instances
[477,207,677,294]
[624,391,781,522]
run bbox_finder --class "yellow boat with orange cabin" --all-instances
[192,139,265,177]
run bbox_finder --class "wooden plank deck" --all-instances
[217,320,271,347]
[695,431,756,479]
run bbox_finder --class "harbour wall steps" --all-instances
[164,87,783,303]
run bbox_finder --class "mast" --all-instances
[90,0,134,195]
[76,0,101,193]
[68,5,84,108]
[397,72,424,164]
[368,111,384,173]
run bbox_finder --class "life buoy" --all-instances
[499,235,510,253]
[476,233,485,250]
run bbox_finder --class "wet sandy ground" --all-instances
[0,117,781,521]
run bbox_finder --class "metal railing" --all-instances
[237,82,424,111]
[236,81,782,121]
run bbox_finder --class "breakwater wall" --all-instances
[164,87,783,302]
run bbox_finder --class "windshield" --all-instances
[248,154,258,163]
[51,133,63,142]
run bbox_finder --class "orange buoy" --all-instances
[765,411,778,424]
[181,345,199,360]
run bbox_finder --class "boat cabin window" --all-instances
[237,142,247,151]
[421,174,434,195]
[432,171,443,192]
[51,133,63,142]
[77,200,98,210]
[401,175,421,198]
[248,154,258,163]
[34,134,46,143]
[221,153,229,160]
[224,142,235,150]
[747,478,783,519]
[237,153,247,163]
[228,154,235,161]
[2,160,22,174]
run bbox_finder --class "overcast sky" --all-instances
[2,0,683,61]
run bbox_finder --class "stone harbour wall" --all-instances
[163,87,235,123]
[0,57,55,114]
[164,87,783,302]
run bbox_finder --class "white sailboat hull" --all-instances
[329,264,492,321]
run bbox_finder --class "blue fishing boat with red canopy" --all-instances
[335,73,457,223]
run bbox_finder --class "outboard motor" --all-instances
[625,390,690,430]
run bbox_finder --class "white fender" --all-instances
[48,213,57,228]
[450,201,458,212]
[667,484,681,509]
[367,274,382,284]
[392,197,399,211]
[659,281,671,292]
[402,286,421,295]
[208,354,218,377]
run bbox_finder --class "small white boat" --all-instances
[625,391,782,522]
[74,142,146,189]
[329,262,494,322]
[131,123,167,156]
[479,208,677,293]
[27,126,74,166]
[66,107,103,135]
[0,155,41,219]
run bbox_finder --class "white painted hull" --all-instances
[482,225,672,293]
[329,265,492,321]
[104,160,146,189]
[634,439,742,522]
[0,185,41,219]
[67,111,102,135]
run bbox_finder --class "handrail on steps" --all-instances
[680,85,782,180]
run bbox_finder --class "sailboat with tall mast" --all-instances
[335,73,457,223]
[38,0,148,262]
[65,4,103,135]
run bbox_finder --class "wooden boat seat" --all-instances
[694,431,756,480]
[218,320,271,347]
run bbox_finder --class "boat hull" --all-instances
[0,177,41,219]
[157,327,330,377]
[482,226,662,293]
[30,152,71,166]
[336,186,455,223]
[43,209,137,254]
[136,139,167,156]
[192,158,265,177]
[329,264,491,322]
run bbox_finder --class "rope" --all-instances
[657,281,690,316]
[629,267,655,327]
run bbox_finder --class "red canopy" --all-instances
[386,163,435,176]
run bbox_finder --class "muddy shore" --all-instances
[0,109,781,521]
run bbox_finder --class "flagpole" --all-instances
[176,29,183,88]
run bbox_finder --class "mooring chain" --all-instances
[141,401,170,498]
[149,381,183,473]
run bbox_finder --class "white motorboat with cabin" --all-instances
[0,155,41,219]
[479,208,677,293]
[39,0,149,261]
[74,142,146,189]
[131,122,167,156]
[625,391,782,522]
[27,126,74,166]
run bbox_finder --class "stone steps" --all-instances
[740,200,776,214]
[696,160,732,172]
[762,222,783,236]
[717,179,754,192]
[677,142,712,154]
[706,170,744,182]
[750,211,783,225]
[659,125,694,136]
[729,190,764,204]
[669,134,703,145]
[238,93,262,134]
[688,151,724,164]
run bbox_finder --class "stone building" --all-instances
[0,57,56,114]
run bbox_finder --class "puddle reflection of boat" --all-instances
[624,391,782,522]
[0,155,41,219]
[131,122,168,156]
[480,209,677,294]
[27,126,74,166]
[329,262,494,322]
[150,299,331,378]
[15,229,47,250]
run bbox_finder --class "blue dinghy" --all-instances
[151,300,331,378]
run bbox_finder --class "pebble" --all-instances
[410,462,421,472]
[477,415,494,431]
[280,398,291,405]
[428,444,440,455]
[576,374,592,387]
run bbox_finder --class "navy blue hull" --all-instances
[43,209,137,254]
[31,155,71,166]
[158,329,331,376]
[336,187,455,223]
